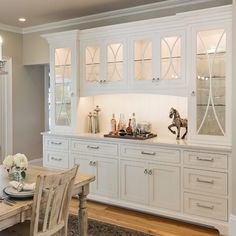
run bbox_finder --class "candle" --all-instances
[0,36,3,61]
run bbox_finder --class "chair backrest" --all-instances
[30,165,79,236]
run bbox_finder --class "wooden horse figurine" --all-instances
[168,107,188,140]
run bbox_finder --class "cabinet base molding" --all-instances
[229,214,236,236]
[88,194,229,236]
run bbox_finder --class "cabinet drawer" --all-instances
[184,193,227,221]
[44,137,69,151]
[121,145,180,164]
[71,140,118,156]
[44,150,69,169]
[183,151,228,169]
[184,168,227,195]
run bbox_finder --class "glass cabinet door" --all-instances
[133,39,153,81]
[160,36,181,80]
[107,43,124,82]
[54,48,72,126]
[196,29,226,136]
[85,44,101,83]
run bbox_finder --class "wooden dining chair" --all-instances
[1,164,79,236]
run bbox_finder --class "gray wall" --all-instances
[232,0,236,215]
[0,30,44,160]
[22,0,232,65]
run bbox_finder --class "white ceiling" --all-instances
[0,0,165,28]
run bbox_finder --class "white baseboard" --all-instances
[229,214,236,236]
[29,158,43,166]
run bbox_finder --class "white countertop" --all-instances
[41,132,232,152]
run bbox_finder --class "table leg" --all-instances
[78,184,89,236]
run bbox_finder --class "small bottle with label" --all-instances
[131,113,137,135]
[111,114,117,135]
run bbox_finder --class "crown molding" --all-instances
[41,30,79,43]
[0,0,230,34]
[22,0,221,34]
[0,23,22,34]
[78,4,231,40]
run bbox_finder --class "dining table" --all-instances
[0,165,95,236]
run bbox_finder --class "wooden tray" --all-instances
[104,133,157,140]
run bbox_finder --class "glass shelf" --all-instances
[134,59,152,62]
[55,64,71,67]
[161,56,181,60]
[196,51,226,56]
[107,61,124,64]
[86,62,100,66]
[197,104,226,107]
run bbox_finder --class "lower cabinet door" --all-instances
[73,153,118,198]
[120,159,148,205]
[73,154,96,193]
[149,163,180,211]
[94,156,118,198]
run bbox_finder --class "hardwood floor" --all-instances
[70,199,220,236]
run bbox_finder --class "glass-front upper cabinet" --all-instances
[54,48,72,127]
[43,30,79,132]
[188,24,231,145]
[133,39,153,81]
[107,42,124,82]
[130,31,185,92]
[81,39,127,96]
[85,44,101,83]
[160,35,182,81]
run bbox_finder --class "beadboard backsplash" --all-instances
[78,94,188,139]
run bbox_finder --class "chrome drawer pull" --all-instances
[144,169,148,174]
[51,157,62,161]
[141,151,156,156]
[148,169,153,175]
[196,178,214,184]
[196,203,214,210]
[51,141,62,145]
[87,145,99,150]
[196,156,214,162]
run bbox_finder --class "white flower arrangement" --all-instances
[3,153,28,180]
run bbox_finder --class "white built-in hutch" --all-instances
[42,5,232,235]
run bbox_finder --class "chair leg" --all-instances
[60,226,67,236]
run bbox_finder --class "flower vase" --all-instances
[8,167,25,181]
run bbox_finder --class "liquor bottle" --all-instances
[111,114,117,135]
[131,113,137,135]
[126,118,132,135]
[118,113,125,131]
